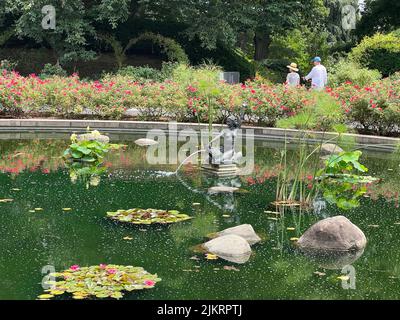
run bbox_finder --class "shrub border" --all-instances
[0,119,398,152]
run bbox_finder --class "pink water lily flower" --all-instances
[107,268,117,274]
[70,265,80,271]
[144,280,155,286]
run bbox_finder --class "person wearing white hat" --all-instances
[286,63,300,87]
[304,57,328,90]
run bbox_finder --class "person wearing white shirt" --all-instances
[304,57,328,90]
[286,62,300,87]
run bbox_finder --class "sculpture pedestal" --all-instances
[201,164,239,177]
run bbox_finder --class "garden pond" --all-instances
[1,131,400,300]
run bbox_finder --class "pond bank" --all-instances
[0,119,398,152]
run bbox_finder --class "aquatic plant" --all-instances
[63,130,124,164]
[107,208,192,225]
[317,150,378,210]
[273,93,347,207]
[38,264,160,300]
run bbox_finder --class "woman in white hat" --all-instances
[286,63,300,87]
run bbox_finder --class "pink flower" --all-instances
[107,268,117,274]
[99,264,107,269]
[144,280,155,286]
[70,265,80,271]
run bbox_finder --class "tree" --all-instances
[357,0,400,37]
[1,0,133,64]
[139,0,328,61]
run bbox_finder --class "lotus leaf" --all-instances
[38,264,160,300]
[107,208,192,225]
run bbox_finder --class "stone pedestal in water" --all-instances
[201,164,239,177]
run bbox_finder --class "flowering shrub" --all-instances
[0,70,399,136]
[330,77,400,135]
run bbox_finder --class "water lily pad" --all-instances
[205,253,218,260]
[38,294,54,299]
[37,264,161,300]
[107,208,192,225]
[0,198,13,203]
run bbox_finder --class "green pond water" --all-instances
[1,132,400,300]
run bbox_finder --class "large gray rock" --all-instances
[203,234,251,264]
[320,143,344,156]
[217,224,261,245]
[298,216,367,251]
[77,133,109,144]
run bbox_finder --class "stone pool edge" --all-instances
[0,118,398,152]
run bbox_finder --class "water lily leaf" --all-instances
[38,294,54,299]
[0,198,13,203]
[50,290,65,295]
[110,292,123,299]
[205,253,218,260]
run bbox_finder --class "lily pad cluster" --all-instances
[107,208,192,225]
[39,264,161,300]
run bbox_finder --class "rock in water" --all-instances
[298,216,367,251]
[320,143,344,156]
[208,186,239,194]
[135,138,158,146]
[77,133,109,144]
[203,235,251,264]
[216,224,261,245]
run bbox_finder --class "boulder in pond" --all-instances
[77,133,109,144]
[216,224,261,245]
[203,234,251,264]
[135,138,158,146]
[320,143,344,156]
[298,216,367,251]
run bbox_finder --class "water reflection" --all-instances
[66,161,107,189]
[300,248,365,270]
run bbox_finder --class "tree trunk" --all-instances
[254,31,271,61]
